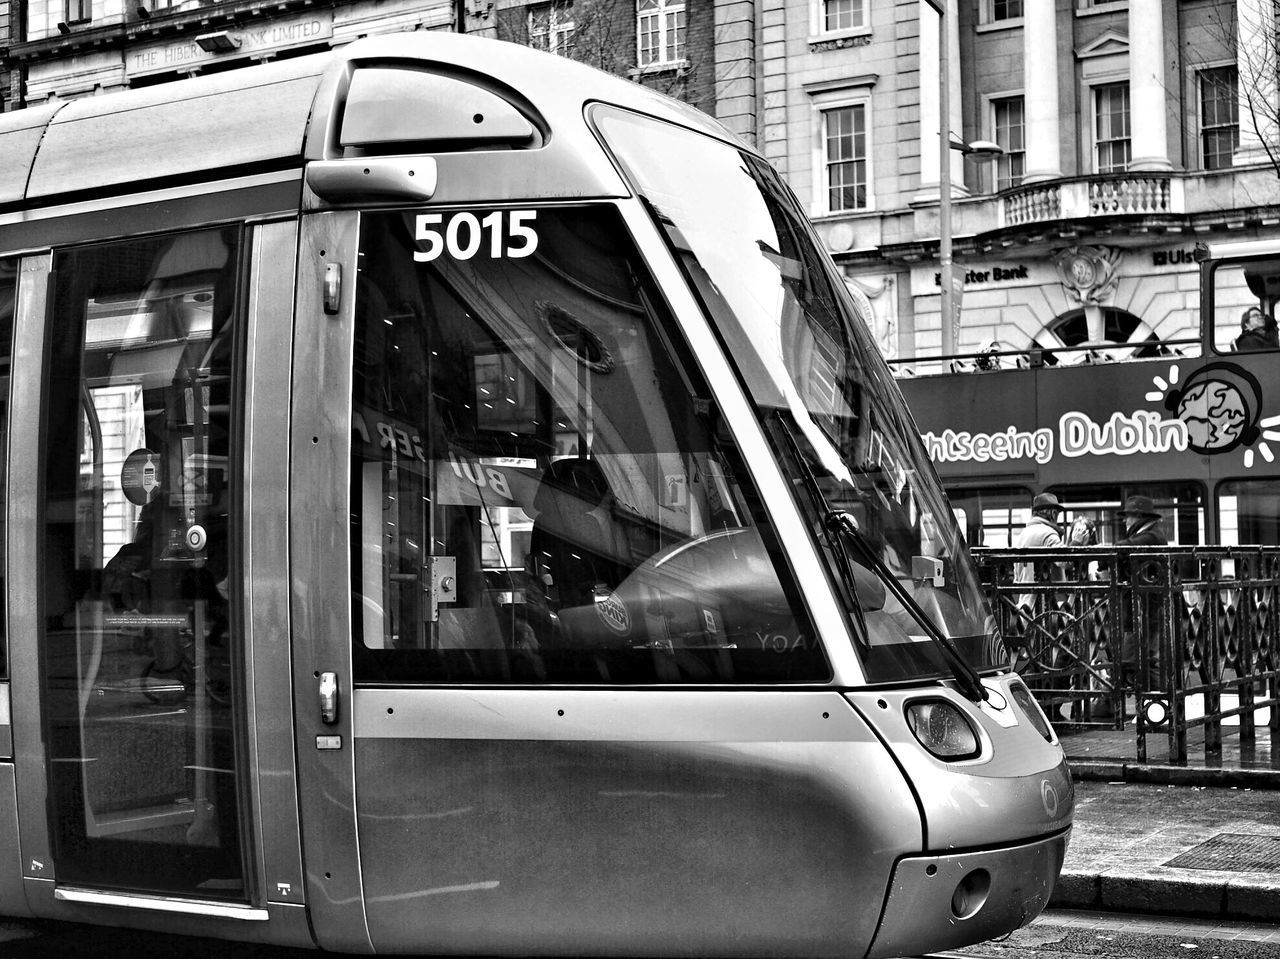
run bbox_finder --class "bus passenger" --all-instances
[1233,307,1279,352]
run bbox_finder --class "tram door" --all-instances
[36,227,249,900]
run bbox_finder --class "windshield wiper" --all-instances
[825,509,988,703]
[771,411,988,703]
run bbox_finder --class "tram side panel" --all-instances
[349,690,921,959]
[0,727,30,918]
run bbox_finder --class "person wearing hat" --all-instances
[1116,494,1168,547]
[1013,492,1066,614]
[1116,494,1169,694]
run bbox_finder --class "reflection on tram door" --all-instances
[0,31,1072,959]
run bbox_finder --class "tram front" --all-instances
[289,34,1072,959]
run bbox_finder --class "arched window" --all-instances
[1031,307,1172,364]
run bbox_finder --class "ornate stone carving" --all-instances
[1055,245,1121,306]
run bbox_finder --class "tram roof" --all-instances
[0,31,741,209]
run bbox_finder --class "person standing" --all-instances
[1116,494,1170,692]
[1013,492,1065,611]
[1116,494,1169,548]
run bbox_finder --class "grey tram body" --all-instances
[0,33,1071,957]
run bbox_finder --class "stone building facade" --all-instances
[759,0,1280,371]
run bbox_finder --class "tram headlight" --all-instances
[904,699,981,760]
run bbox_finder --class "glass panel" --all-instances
[1219,480,1280,546]
[595,107,1002,682]
[0,260,11,679]
[42,228,245,897]
[993,96,1025,191]
[351,205,827,685]
[1045,483,1203,547]
[1200,67,1238,171]
[1094,83,1131,174]
[1213,260,1280,353]
[944,486,1033,548]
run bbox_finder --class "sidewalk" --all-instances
[1052,772,1280,921]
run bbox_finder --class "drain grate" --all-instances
[1164,833,1280,873]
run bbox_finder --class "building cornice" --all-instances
[835,205,1280,267]
[9,0,334,63]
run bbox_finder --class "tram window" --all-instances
[1045,483,1204,546]
[350,205,828,685]
[1213,261,1280,353]
[1219,480,1280,546]
[40,228,247,898]
[0,260,12,679]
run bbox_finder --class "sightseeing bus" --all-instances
[0,32,1071,956]
[897,240,1280,550]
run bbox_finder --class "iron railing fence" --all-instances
[974,546,1280,765]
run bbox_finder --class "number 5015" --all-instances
[414,210,538,262]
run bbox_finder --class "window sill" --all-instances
[1075,1,1127,17]
[629,59,688,78]
[975,18,1022,33]
[808,27,871,51]
[812,206,877,220]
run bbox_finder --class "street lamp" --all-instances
[932,0,1003,357]
[938,138,1004,358]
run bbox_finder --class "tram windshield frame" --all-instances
[592,105,1005,682]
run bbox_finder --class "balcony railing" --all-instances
[1001,172,1183,228]
[976,546,1280,768]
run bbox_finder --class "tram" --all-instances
[0,32,1071,957]
[898,240,1280,550]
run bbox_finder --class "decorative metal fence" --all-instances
[974,547,1280,766]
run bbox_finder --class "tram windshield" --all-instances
[594,106,1005,681]
[350,203,830,685]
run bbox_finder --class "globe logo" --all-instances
[1176,380,1248,450]
[1165,363,1262,455]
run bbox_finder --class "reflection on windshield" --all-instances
[596,106,1005,681]
[349,205,830,685]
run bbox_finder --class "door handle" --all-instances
[318,671,339,725]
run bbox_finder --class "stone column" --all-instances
[1128,0,1171,170]
[1022,0,1061,182]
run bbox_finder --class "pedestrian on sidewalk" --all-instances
[1116,494,1170,693]
[1012,492,1067,673]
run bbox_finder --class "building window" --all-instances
[991,96,1025,190]
[989,0,1023,20]
[823,104,868,212]
[528,1,575,57]
[637,0,686,67]
[1094,82,1130,173]
[823,0,866,32]
[1200,66,1239,172]
[65,0,91,23]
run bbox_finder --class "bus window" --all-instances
[41,227,246,898]
[1213,260,1280,354]
[944,487,1033,548]
[1045,483,1204,546]
[0,260,11,680]
[1219,480,1280,546]
[350,205,828,685]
